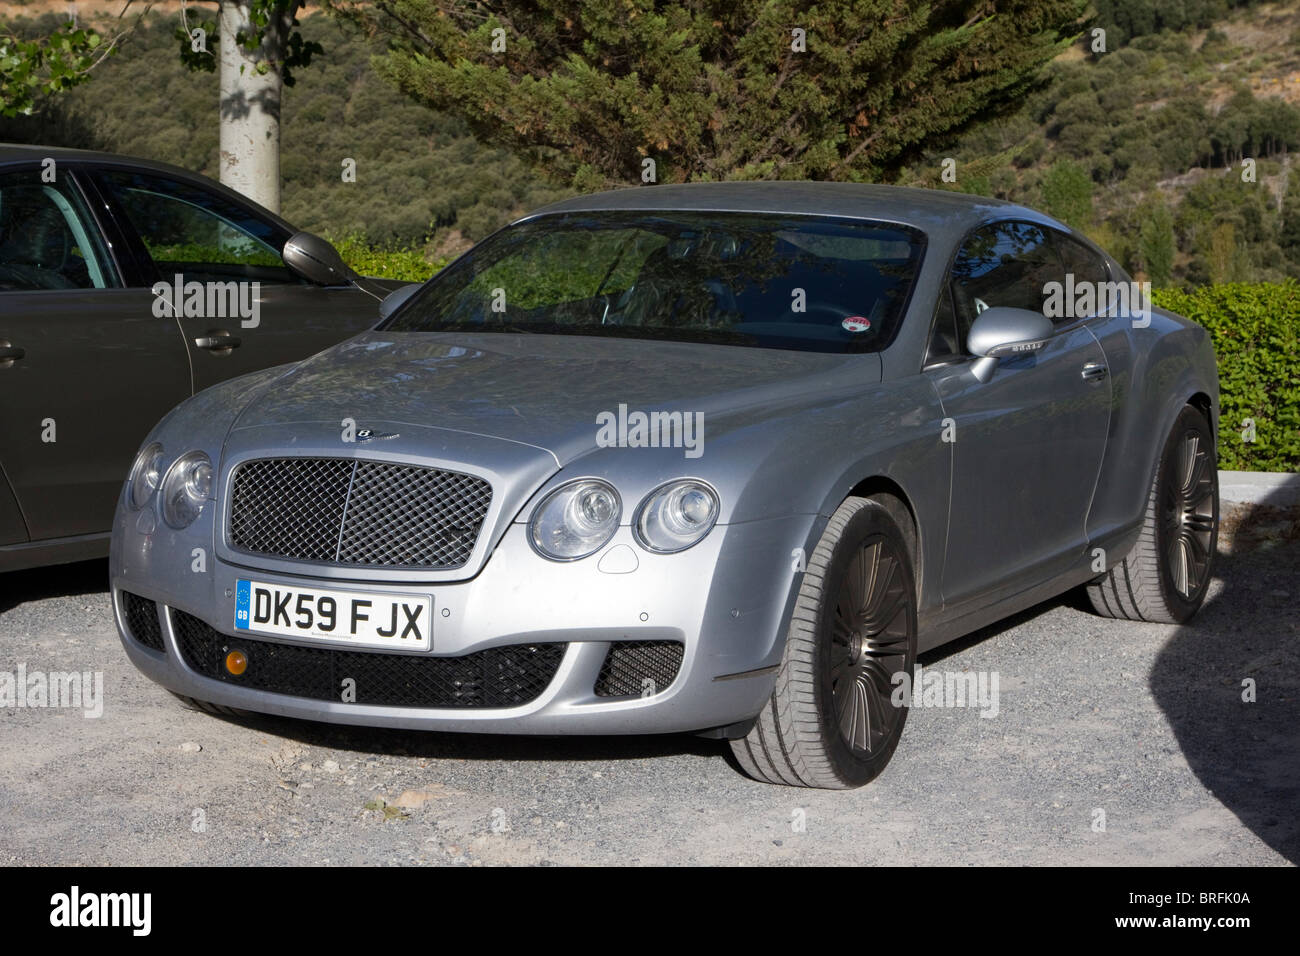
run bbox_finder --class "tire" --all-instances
[170,692,250,719]
[1087,404,1218,624]
[731,496,918,788]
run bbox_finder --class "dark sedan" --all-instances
[0,144,407,572]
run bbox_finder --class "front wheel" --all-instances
[732,496,918,788]
[1087,404,1218,623]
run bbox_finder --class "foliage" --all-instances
[329,233,447,282]
[1039,158,1092,228]
[0,18,108,117]
[176,0,322,87]
[1136,195,1175,286]
[1152,282,1300,471]
[898,17,1300,285]
[0,13,570,249]
[1092,0,1258,45]
[323,0,1089,188]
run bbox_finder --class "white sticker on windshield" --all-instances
[841,316,871,333]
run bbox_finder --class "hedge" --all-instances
[1153,282,1300,472]
[331,234,449,283]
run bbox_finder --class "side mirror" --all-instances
[283,232,356,286]
[378,283,422,321]
[966,306,1054,383]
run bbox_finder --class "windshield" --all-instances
[381,211,926,353]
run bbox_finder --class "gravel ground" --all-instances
[1,537,1296,867]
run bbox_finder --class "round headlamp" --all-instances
[160,451,213,529]
[128,442,165,510]
[529,479,621,561]
[633,480,719,553]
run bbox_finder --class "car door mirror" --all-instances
[283,232,356,286]
[378,283,422,321]
[966,306,1054,383]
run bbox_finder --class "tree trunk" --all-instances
[218,0,283,213]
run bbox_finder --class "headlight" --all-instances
[128,442,165,510]
[634,480,719,553]
[529,479,621,561]
[160,451,213,529]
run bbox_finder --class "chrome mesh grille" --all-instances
[228,457,492,569]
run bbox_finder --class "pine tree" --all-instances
[324,0,1088,188]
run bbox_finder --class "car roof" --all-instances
[2,142,197,177]
[524,181,1060,238]
[0,142,295,230]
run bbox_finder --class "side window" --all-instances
[93,169,294,285]
[0,170,115,292]
[924,286,960,365]
[1052,231,1111,318]
[949,221,1062,350]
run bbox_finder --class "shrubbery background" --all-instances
[1153,282,1300,471]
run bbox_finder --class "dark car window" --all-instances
[0,169,116,292]
[923,286,961,365]
[948,221,1063,347]
[93,168,293,285]
[1051,230,1111,319]
[384,211,926,354]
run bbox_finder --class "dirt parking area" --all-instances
[1,538,1296,866]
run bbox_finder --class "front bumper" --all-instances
[111,510,818,735]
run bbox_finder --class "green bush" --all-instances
[1153,282,1300,472]
[330,234,448,283]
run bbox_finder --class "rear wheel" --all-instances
[1087,404,1218,623]
[732,496,917,788]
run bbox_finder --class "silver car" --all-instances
[111,183,1219,789]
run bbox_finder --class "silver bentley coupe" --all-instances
[111,183,1219,789]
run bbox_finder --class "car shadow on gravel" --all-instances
[0,558,108,615]
[191,704,724,764]
[1148,535,1300,864]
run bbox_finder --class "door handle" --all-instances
[194,332,242,351]
[1081,362,1108,384]
[0,341,23,367]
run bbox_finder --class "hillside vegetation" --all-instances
[900,1,1300,285]
[2,3,1298,283]
[0,10,570,263]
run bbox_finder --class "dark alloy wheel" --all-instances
[1087,404,1219,623]
[1160,428,1216,600]
[732,496,918,789]
[829,536,911,755]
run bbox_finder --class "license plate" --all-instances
[234,580,432,651]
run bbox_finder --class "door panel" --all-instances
[927,220,1111,612]
[90,165,382,394]
[0,289,192,540]
[0,166,192,541]
[0,464,28,546]
[930,329,1110,610]
[178,285,381,393]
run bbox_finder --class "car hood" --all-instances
[230,331,879,465]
